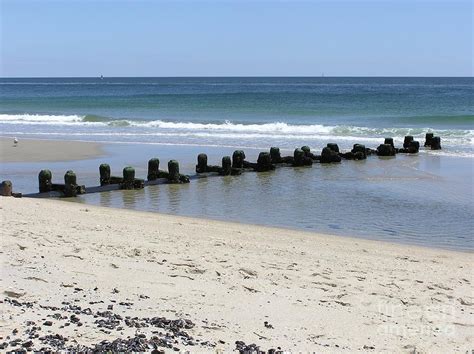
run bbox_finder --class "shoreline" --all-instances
[1,197,472,352]
[1,136,472,166]
[0,137,104,163]
[0,135,282,157]
[2,135,473,160]
[1,137,473,252]
[91,204,474,255]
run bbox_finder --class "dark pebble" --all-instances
[4,295,213,352]
[22,341,33,348]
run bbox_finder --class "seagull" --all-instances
[13,137,18,146]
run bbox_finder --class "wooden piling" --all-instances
[384,138,394,148]
[196,154,208,174]
[122,167,136,189]
[351,144,367,159]
[321,147,341,163]
[430,137,442,150]
[424,133,434,147]
[232,150,246,169]
[270,147,282,164]
[327,143,340,153]
[408,141,420,153]
[64,170,79,197]
[403,136,414,149]
[256,152,274,172]
[99,164,111,185]
[169,160,179,180]
[220,156,232,176]
[147,158,161,181]
[39,169,53,193]
[377,144,396,156]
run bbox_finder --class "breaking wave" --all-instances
[1,113,472,149]
[0,113,84,123]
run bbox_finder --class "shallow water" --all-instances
[1,77,472,251]
[3,142,473,251]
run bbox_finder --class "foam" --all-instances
[1,114,472,147]
[0,113,83,123]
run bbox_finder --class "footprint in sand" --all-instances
[239,268,257,279]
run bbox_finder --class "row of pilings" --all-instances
[0,133,442,198]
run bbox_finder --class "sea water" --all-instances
[1,77,473,250]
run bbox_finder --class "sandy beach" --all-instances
[2,1,473,352]
[1,197,472,352]
[0,138,103,163]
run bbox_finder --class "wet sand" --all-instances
[1,197,472,352]
[0,138,103,163]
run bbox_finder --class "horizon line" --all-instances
[1,75,473,79]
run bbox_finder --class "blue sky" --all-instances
[1,0,472,77]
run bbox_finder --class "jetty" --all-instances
[0,133,442,198]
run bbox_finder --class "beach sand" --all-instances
[1,197,472,352]
[0,138,103,163]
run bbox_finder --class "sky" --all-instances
[0,0,472,77]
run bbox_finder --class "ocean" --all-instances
[1,77,473,250]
